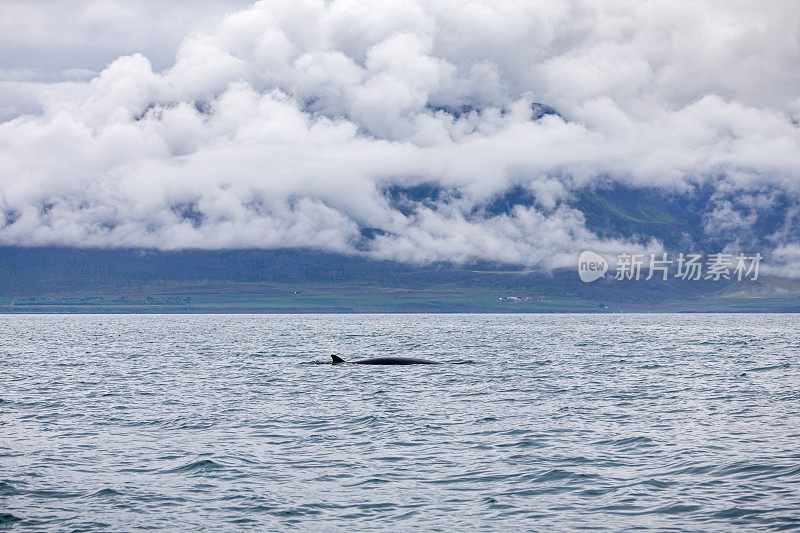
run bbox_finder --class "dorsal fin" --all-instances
[331,355,346,364]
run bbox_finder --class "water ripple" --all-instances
[1,313,798,530]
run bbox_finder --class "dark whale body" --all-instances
[332,355,440,365]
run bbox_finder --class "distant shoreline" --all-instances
[2,308,798,314]
[1,248,798,314]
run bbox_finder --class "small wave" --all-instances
[531,469,578,483]
[495,439,542,449]
[166,459,223,474]
[345,477,392,487]
[28,489,81,499]
[0,481,18,496]
[714,461,784,479]
[176,422,215,430]
[746,363,790,372]
[425,472,518,485]
[658,462,715,477]
[639,478,676,489]
[594,436,654,447]
[87,488,122,498]
[269,507,323,518]
[350,415,382,427]
[0,514,21,525]
[650,504,702,515]
[712,507,764,519]
[578,487,617,498]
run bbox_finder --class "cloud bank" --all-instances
[1,0,799,268]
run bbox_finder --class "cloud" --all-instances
[1,0,799,269]
[0,0,254,72]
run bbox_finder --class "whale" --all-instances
[331,355,440,365]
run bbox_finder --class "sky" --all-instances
[1,0,799,270]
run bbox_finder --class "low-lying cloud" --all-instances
[1,0,799,269]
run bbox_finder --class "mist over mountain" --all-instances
[1,0,800,275]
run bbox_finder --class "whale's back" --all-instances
[331,355,440,365]
[356,357,440,365]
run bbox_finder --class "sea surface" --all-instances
[1,314,799,531]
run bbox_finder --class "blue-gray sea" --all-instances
[1,314,799,531]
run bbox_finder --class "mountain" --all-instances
[0,244,796,313]
[0,181,797,313]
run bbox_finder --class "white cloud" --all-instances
[1,0,799,268]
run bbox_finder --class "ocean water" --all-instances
[1,313,799,531]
